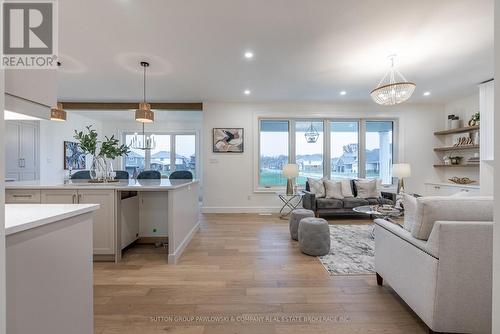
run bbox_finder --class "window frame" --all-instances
[122,131,200,179]
[255,117,398,191]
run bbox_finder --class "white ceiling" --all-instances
[59,0,494,104]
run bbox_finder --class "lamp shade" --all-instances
[282,164,299,178]
[392,163,411,178]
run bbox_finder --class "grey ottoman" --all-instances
[298,217,330,256]
[289,209,315,241]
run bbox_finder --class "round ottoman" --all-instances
[289,209,315,241]
[298,217,330,256]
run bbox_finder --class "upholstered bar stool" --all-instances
[289,209,315,240]
[298,217,330,256]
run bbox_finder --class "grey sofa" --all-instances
[302,179,395,217]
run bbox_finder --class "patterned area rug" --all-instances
[318,224,375,275]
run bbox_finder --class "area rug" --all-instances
[318,224,375,275]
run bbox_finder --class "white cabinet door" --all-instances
[479,80,494,161]
[41,190,78,204]
[5,122,20,179]
[20,122,38,180]
[6,189,41,203]
[77,190,116,255]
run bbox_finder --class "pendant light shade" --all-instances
[50,102,66,121]
[135,102,154,123]
[370,55,416,106]
[136,61,154,123]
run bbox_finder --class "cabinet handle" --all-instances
[72,194,77,204]
[434,186,441,189]
[13,194,32,198]
[18,159,22,168]
[78,194,82,203]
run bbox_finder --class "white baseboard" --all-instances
[201,206,282,214]
[167,220,200,264]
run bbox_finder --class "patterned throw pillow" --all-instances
[324,180,344,199]
[307,178,325,198]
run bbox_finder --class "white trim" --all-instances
[201,206,282,214]
[167,220,200,264]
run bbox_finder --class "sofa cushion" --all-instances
[403,193,418,232]
[324,180,344,199]
[342,198,369,209]
[307,178,326,198]
[411,196,494,240]
[354,179,381,198]
[316,198,343,209]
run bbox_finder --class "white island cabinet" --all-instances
[6,179,200,263]
[6,203,99,334]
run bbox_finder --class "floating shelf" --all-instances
[433,164,480,168]
[434,125,480,136]
[433,144,480,152]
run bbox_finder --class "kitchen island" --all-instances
[6,203,99,334]
[6,178,200,263]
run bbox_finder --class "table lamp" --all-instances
[393,163,411,194]
[283,164,299,195]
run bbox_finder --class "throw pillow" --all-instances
[324,180,344,199]
[307,178,325,198]
[339,179,354,198]
[403,193,417,232]
[354,179,380,198]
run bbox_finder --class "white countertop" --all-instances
[5,178,198,191]
[5,204,100,236]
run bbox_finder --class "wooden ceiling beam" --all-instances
[60,102,203,111]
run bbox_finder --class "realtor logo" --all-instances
[2,1,58,68]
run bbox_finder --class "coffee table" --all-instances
[353,205,403,238]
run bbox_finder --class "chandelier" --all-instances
[130,61,156,150]
[304,122,319,143]
[370,55,416,106]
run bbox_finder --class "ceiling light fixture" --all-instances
[304,122,319,143]
[244,51,254,59]
[244,89,251,95]
[50,102,67,121]
[370,55,416,106]
[135,61,154,123]
[340,91,347,96]
[423,91,431,96]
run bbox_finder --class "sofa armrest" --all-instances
[302,190,316,211]
[427,221,493,333]
[374,219,433,256]
[381,191,396,202]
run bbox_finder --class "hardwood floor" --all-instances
[94,213,426,334]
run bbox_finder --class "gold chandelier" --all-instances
[370,55,416,106]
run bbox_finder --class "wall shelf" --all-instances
[433,125,479,136]
[433,144,480,152]
[433,164,480,168]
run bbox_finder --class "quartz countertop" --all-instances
[5,204,100,236]
[5,178,198,191]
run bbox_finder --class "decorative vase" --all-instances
[89,155,106,180]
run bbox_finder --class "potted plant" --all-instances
[99,135,130,178]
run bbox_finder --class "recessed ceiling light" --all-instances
[340,91,347,96]
[244,89,251,95]
[423,91,431,96]
[244,51,254,59]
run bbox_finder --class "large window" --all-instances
[259,120,289,186]
[365,121,393,184]
[258,119,395,188]
[331,121,359,180]
[296,121,324,185]
[124,132,198,179]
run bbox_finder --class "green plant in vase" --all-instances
[100,135,130,179]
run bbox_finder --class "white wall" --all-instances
[202,102,444,213]
[39,113,103,182]
[492,0,499,331]
[1,67,6,334]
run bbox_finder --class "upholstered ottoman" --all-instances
[289,209,315,240]
[298,217,330,256]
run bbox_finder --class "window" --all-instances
[296,121,324,185]
[257,118,395,189]
[124,132,198,179]
[365,121,393,184]
[331,121,359,179]
[259,120,289,186]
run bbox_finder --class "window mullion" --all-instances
[359,119,366,179]
[170,134,176,174]
[324,120,331,180]
[289,119,296,164]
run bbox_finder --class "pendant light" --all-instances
[304,122,319,143]
[370,55,416,106]
[135,61,154,123]
[50,102,66,121]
